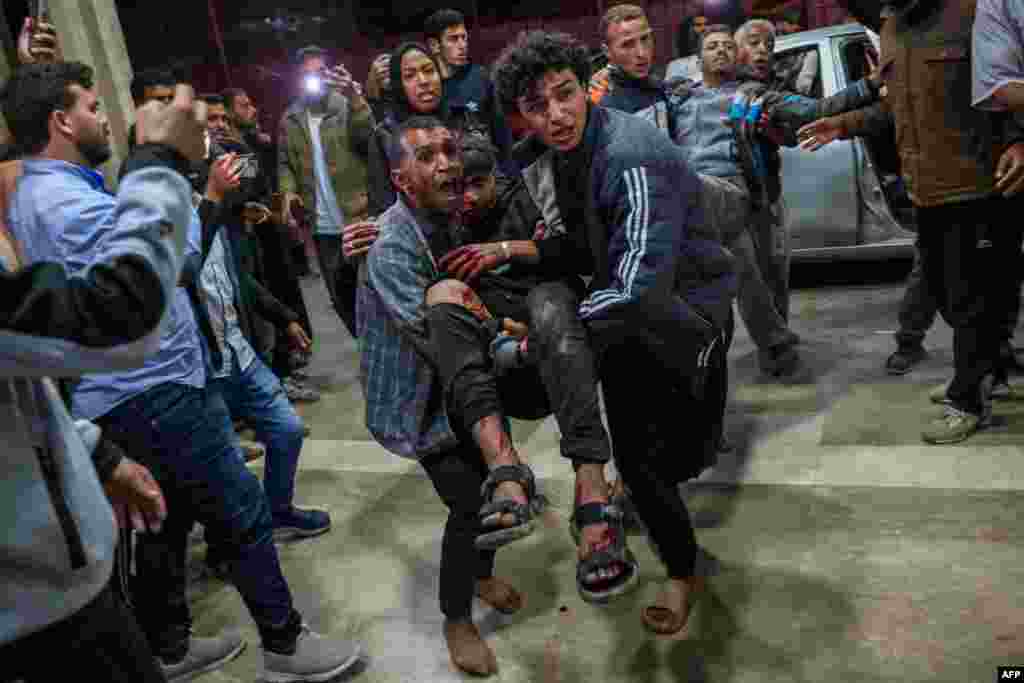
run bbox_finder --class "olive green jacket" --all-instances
[277,92,374,230]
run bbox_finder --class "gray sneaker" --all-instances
[159,630,246,682]
[921,405,989,445]
[264,626,362,683]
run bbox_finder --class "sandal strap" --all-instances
[573,501,623,529]
[479,498,530,519]
[480,463,536,501]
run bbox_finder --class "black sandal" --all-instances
[475,463,537,551]
[571,502,640,604]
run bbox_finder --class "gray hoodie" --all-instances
[0,164,190,645]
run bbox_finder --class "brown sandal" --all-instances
[642,576,705,635]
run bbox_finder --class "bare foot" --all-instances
[444,619,497,676]
[476,577,523,614]
[489,479,529,529]
[643,576,705,635]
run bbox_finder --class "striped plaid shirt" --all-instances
[356,199,458,459]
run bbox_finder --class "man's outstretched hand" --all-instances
[104,458,167,534]
[797,116,844,151]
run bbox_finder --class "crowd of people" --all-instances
[2,0,1024,680]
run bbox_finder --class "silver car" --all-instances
[775,24,915,262]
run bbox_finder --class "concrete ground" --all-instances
[188,262,1024,683]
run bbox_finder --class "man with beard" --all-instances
[0,33,189,683]
[4,63,364,681]
[278,45,373,338]
[493,30,737,636]
[797,0,1024,444]
[424,9,513,165]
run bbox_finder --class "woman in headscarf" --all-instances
[367,43,447,217]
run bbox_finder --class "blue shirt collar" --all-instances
[21,157,108,193]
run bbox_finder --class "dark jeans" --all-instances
[313,234,358,337]
[420,441,497,621]
[428,280,612,465]
[587,302,727,579]
[597,338,704,580]
[916,196,1024,413]
[420,280,611,618]
[896,239,1021,348]
[211,357,305,514]
[97,382,298,658]
[0,583,165,683]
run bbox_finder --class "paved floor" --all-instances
[188,264,1024,683]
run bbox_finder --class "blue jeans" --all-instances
[98,382,295,657]
[212,357,304,515]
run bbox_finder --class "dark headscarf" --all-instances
[676,17,703,59]
[387,42,448,123]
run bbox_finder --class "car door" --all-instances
[777,38,862,252]
[831,32,913,246]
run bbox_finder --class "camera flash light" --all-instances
[304,74,322,94]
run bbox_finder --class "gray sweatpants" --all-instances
[698,174,793,351]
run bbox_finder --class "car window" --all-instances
[838,37,877,87]
[774,46,822,98]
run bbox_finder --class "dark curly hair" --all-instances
[2,61,95,156]
[492,31,591,117]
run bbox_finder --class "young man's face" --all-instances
[701,31,738,81]
[693,15,708,34]
[230,92,258,129]
[737,25,775,80]
[462,172,497,223]
[436,24,469,68]
[606,15,655,80]
[400,50,442,114]
[517,68,588,153]
[392,126,463,213]
[206,103,231,138]
[141,84,174,106]
[62,84,111,167]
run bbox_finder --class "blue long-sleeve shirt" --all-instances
[8,159,205,420]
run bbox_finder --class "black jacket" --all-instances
[515,106,737,372]
[599,67,675,137]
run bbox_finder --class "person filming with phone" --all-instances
[277,45,375,339]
